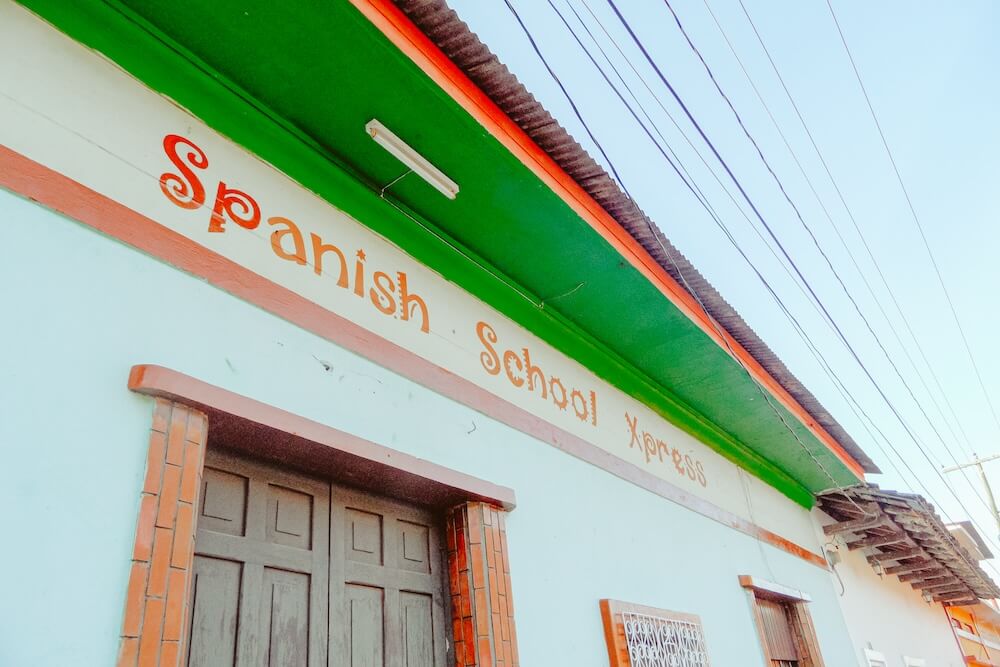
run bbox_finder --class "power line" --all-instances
[599,0,998,526]
[653,0,984,490]
[559,0,931,497]
[823,0,1000,438]
[503,0,879,518]
[553,0,971,510]
[700,0,991,510]
[508,0,1000,579]
[705,0,976,462]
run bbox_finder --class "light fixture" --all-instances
[366,119,459,200]
[872,561,884,577]
[922,591,934,604]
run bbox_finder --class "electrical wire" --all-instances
[503,0,1000,579]
[706,0,976,462]
[652,0,989,507]
[505,0,879,519]
[701,0,990,516]
[823,0,1000,439]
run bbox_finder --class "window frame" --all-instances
[599,599,711,666]
[740,575,826,667]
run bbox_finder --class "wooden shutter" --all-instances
[756,598,799,663]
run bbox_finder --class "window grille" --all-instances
[621,611,710,667]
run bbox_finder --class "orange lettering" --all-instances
[268,217,307,265]
[397,272,429,333]
[209,181,260,233]
[503,350,525,387]
[159,134,206,210]
[477,322,500,375]
[370,271,396,315]
[310,233,349,286]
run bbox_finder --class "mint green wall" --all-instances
[0,189,858,665]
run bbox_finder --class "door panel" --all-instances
[260,568,311,667]
[187,556,242,666]
[188,452,330,667]
[332,487,448,667]
[400,592,434,667]
[347,584,385,667]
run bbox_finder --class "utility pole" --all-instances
[943,452,1000,541]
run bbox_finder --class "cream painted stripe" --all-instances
[0,142,827,569]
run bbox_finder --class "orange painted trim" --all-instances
[349,0,865,480]
[128,364,517,511]
[0,142,826,569]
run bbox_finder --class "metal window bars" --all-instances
[621,611,710,667]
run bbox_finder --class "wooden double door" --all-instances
[186,450,448,667]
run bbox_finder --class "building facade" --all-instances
[0,1,992,666]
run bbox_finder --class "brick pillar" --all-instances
[118,399,208,667]
[446,502,519,667]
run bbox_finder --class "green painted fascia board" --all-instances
[13,0,856,506]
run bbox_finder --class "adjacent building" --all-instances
[818,486,999,666]
[0,1,995,666]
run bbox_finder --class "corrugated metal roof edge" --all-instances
[392,0,878,475]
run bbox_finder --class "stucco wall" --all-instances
[0,189,860,665]
[817,510,965,667]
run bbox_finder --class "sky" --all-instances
[448,0,1000,574]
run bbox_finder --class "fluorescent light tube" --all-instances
[366,119,459,200]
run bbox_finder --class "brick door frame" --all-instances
[118,364,519,667]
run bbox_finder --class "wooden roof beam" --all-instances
[868,547,925,563]
[934,590,977,602]
[846,531,910,550]
[921,583,970,595]
[884,560,939,575]
[944,598,979,607]
[908,575,958,589]
[898,569,949,583]
[824,513,887,536]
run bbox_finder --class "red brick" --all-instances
[499,605,510,641]
[156,465,182,529]
[179,439,203,504]
[122,561,149,638]
[143,432,166,495]
[152,399,172,433]
[137,597,165,667]
[460,574,472,618]
[504,572,515,617]
[184,411,206,445]
[171,503,194,569]
[490,611,503,649]
[474,588,490,637]
[160,640,179,667]
[165,409,188,465]
[488,566,499,610]
[499,532,510,574]
[477,637,493,667]
[117,637,139,667]
[467,505,483,544]
[448,553,460,592]
[484,522,495,556]
[147,527,173,598]
[463,618,476,654]
[162,568,187,641]
[457,537,468,572]
[470,546,486,588]
[132,494,158,562]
